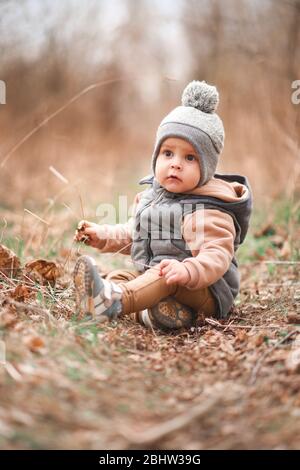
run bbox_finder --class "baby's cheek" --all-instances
[155,165,165,184]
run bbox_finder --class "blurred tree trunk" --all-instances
[182,0,225,81]
[287,0,300,79]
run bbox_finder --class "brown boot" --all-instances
[148,297,197,331]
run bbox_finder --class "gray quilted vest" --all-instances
[131,174,253,319]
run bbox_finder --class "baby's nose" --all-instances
[171,159,182,169]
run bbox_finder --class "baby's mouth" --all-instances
[166,174,182,182]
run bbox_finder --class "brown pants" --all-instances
[106,267,216,319]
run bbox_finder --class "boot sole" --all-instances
[149,297,196,330]
[73,256,102,318]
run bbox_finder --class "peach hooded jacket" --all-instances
[94,176,250,291]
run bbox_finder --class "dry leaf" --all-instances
[24,335,46,353]
[254,222,276,238]
[235,330,248,343]
[59,247,72,259]
[0,307,18,328]
[220,341,236,355]
[287,312,300,325]
[269,235,285,248]
[265,247,276,257]
[285,349,300,373]
[11,284,36,302]
[265,349,288,363]
[253,333,265,347]
[24,259,63,286]
[280,240,291,259]
[0,244,21,279]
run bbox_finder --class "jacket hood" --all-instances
[140,173,250,204]
[184,174,249,202]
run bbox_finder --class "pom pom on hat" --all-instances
[181,80,219,114]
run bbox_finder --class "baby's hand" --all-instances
[74,220,105,249]
[159,259,190,286]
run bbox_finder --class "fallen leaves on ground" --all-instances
[0,215,299,450]
[0,244,20,279]
[23,335,46,354]
[10,284,36,302]
[24,259,63,286]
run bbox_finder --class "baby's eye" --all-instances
[163,150,173,157]
[186,154,196,161]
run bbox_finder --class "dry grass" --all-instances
[0,200,299,450]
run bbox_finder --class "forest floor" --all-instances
[0,198,299,450]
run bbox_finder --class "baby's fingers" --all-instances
[165,273,180,285]
[74,230,90,244]
[158,259,171,276]
[164,266,177,279]
[161,265,173,277]
[74,229,83,241]
[77,220,89,230]
[159,259,172,269]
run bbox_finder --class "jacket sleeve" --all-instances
[181,209,236,290]
[95,192,141,254]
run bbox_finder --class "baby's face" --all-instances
[155,138,201,193]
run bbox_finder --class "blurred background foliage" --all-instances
[0,0,299,212]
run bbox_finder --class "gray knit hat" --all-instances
[152,80,225,187]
